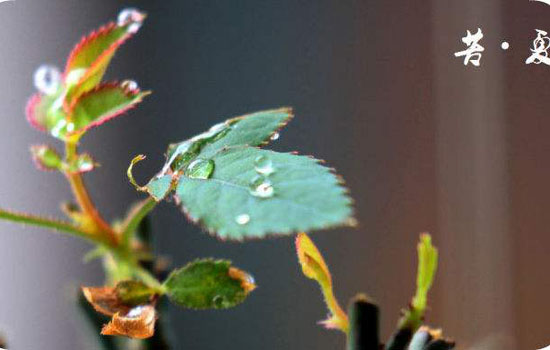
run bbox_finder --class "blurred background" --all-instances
[0,0,548,349]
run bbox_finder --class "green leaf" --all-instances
[25,90,65,133]
[115,280,156,306]
[163,259,256,310]
[396,233,439,332]
[412,233,438,312]
[130,108,354,239]
[30,144,62,171]
[67,83,149,137]
[176,147,353,239]
[64,9,146,105]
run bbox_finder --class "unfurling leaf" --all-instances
[129,108,355,239]
[101,305,156,339]
[397,233,439,331]
[26,9,148,141]
[163,259,256,309]
[30,145,62,171]
[296,233,348,333]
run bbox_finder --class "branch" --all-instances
[120,197,157,247]
[0,207,106,245]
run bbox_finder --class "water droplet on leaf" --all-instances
[249,176,274,198]
[186,158,214,179]
[235,214,250,225]
[254,155,275,175]
[33,65,60,95]
[65,68,86,86]
[117,8,145,33]
[213,295,225,308]
[121,80,139,91]
[270,132,280,141]
[126,305,145,318]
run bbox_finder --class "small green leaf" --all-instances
[30,144,62,171]
[26,91,65,133]
[163,259,255,310]
[67,83,150,137]
[115,280,156,306]
[412,233,438,312]
[176,147,353,239]
[64,9,146,105]
[396,233,439,332]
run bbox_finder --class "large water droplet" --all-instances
[33,65,61,95]
[249,176,274,198]
[254,155,275,175]
[235,214,250,225]
[121,80,139,91]
[270,132,280,141]
[117,8,145,33]
[186,158,214,179]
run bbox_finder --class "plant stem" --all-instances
[0,207,108,245]
[121,197,157,248]
[65,141,118,245]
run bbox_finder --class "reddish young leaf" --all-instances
[63,9,146,108]
[25,92,65,133]
[30,144,62,171]
[66,82,150,137]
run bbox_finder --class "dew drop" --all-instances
[249,176,274,198]
[117,8,145,33]
[235,214,250,225]
[121,80,139,91]
[126,305,145,318]
[213,295,225,308]
[244,273,255,286]
[254,155,275,175]
[33,64,61,95]
[186,158,215,179]
[270,132,280,141]
[51,119,67,138]
[65,68,86,86]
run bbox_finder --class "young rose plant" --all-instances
[0,8,357,348]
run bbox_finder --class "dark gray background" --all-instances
[0,1,547,349]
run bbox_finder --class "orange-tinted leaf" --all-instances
[295,233,348,333]
[82,286,130,316]
[101,305,156,339]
